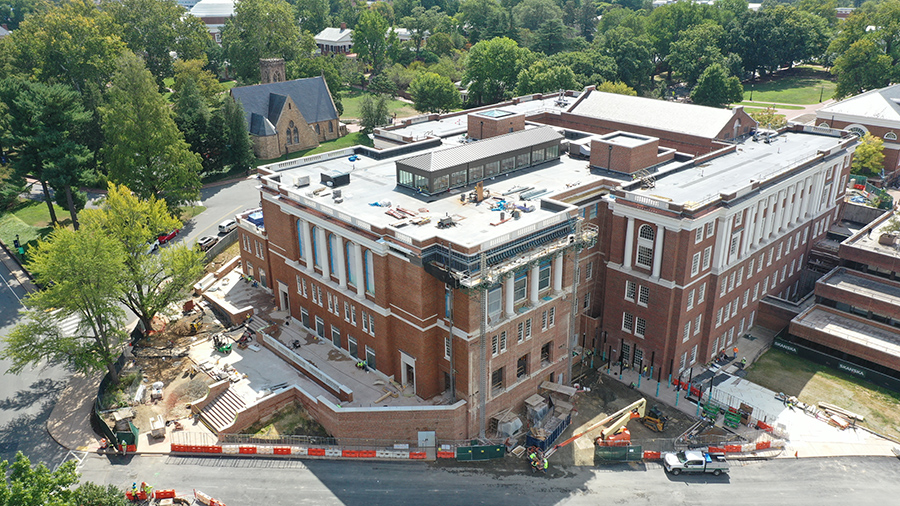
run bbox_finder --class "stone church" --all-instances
[230,59,346,160]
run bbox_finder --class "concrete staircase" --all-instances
[199,387,247,433]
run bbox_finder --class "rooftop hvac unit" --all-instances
[321,170,350,188]
[293,175,310,188]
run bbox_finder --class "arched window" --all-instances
[636,224,655,269]
[293,127,299,144]
[364,250,375,294]
[818,122,830,129]
[885,132,898,141]
[328,233,337,274]
[329,122,334,133]
[846,124,868,137]
[315,124,321,134]
[346,242,357,285]
[311,226,320,267]
[296,220,304,260]
[285,128,292,145]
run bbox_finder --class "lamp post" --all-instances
[819,85,824,103]
[750,84,754,102]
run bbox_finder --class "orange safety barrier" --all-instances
[208,446,223,453]
[308,448,326,456]
[358,450,376,458]
[170,444,184,452]
[437,451,455,459]
[689,386,701,397]
[756,441,771,450]
[238,446,257,454]
[343,450,359,458]
[155,490,176,499]
[126,491,148,501]
[120,445,137,453]
[409,452,427,459]
[724,445,742,453]
[274,447,291,455]
[757,421,773,432]
[709,446,725,453]
[642,451,661,460]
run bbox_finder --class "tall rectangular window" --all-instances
[638,286,649,306]
[683,321,691,342]
[635,317,646,338]
[625,280,636,301]
[500,331,507,352]
[697,283,706,303]
[514,272,527,302]
[690,345,698,365]
[492,334,499,356]
[548,307,555,327]
[716,308,724,327]
[538,262,551,291]
[444,336,450,360]
[525,318,532,339]
[585,262,593,280]
[541,310,548,330]
[686,290,695,310]
[743,289,750,308]
[695,228,704,244]
[691,252,701,276]
[636,246,653,268]
[694,315,702,335]
[706,222,715,237]
[748,259,755,277]
[583,292,591,310]
[622,312,634,333]
[702,247,712,269]
[517,322,524,343]
[488,286,502,317]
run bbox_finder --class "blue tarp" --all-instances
[247,211,264,227]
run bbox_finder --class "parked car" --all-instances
[218,219,237,234]
[145,239,159,255]
[198,236,218,251]
[157,228,180,244]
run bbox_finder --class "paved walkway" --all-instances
[0,243,37,294]
[738,99,835,124]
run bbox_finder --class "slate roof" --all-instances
[230,77,338,137]
[817,85,900,123]
[315,27,353,44]
[569,89,740,139]
[189,0,236,18]
[397,126,563,173]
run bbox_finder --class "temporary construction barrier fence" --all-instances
[455,444,504,461]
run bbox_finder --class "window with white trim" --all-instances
[691,252,701,277]
[585,261,593,280]
[368,314,374,336]
[492,334,499,356]
[743,289,749,308]
[487,286,502,318]
[732,298,739,317]
[702,247,712,269]
[351,305,356,325]
[695,228,704,243]
[623,312,635,333]
[500,331,507,352]
[538,262,551,291]
[548,307,555,327]
[680,352,687,371]
[514,272,527,302]
[638,286,649,306]
[690,345,697,365]
[344,301,350,321]
[541,311,548,330]
[737,267,743,286]
[716,307,724,327]
[721,279,727,296]
[734,211,743,227]
[635,317,646,338]
[706,222,715,237]
[525,318,532,339]
[686,289,695,310]
[697,283,706,303]
[625,280,636,301]
[517,321,524,343]
[362,310,368,332]
[729,272,736,291]
[724,302,731,321]
[583,292,591,310]
[748,259,755,277]
[444,336,451,360]
[758,254,764,272]
[636,225,655,268]
[693,315,702,335]
[683,321,691,342]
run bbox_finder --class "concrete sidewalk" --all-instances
[0,243,37,294]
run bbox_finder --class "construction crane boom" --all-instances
[545,398,646,457]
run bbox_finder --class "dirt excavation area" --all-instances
[100,299,232,439]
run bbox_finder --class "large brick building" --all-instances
[236,94,858,439]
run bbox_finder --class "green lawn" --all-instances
[0,200,70,262]
[736,102,805,110]
[744,348,900,440]
[254,132,374,167]
[340,90,418,120]
[742,66,836,105]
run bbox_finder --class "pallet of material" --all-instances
[818,402,864,422]
[540,381,578,397]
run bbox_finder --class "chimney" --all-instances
[340,22,347,30]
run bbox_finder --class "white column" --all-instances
[318,227,330,280]
[652,227,664,279]
[753,202,764,248]
[302,221,314,274]
[805,175,817,217]
[767,196,777,237]
[553,255,563,292]
[529,264,540,305]
[336,235,347,289]
[776,190,787,231]
[742,209,755,256]
[716,218,732,270]
[623,217,634,269]
[504,276,515,318]
[354,243,365,298]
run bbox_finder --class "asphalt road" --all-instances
[181,176,261,247]
[76,454,900,506]
[0,259,69,466]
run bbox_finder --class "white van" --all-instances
[218,219,237,234]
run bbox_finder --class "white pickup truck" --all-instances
[663,451,729,476]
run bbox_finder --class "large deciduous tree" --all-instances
[516,61,578,94]
[103,0,211,88]
[222,0,314,82]
[359,94,390,134]
[353,9,391,73]
[463,37,534,105]
[2,223,127,383]
[690,63,743,108]
[851,133,885,178]
[594,26,653,93]
[81,184,206,335]
[0,451,128,506]
[100,52,201,209]
[409,72,461,113]
[832,39,893,99]
[0,78,92,229]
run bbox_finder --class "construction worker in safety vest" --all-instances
[542,458,548,473]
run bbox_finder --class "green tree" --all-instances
[220,97,256,173]
[463,37,534,105]
[222,0,314,82]
[100,52,201,209]
[71,482,129,506]
[368,73,399,96]
[595,26,653,93]
[513,0,562,31]
[0,78,92,229]
[173,57,225,101]
[173,77,215,174]
[531,18,568,55]
[359,93,390,133]
[596,80,637,96]
[353,9,391,73]
[831,39,892,99]
[296,0,330,35]
[458,0,506,43]
[690,63,743,108]
[851,133,885,177]
[0,0,47,31]
[516,61,578,94]
[103,0,211,88]
[426,32,455,56]
[409,72,461,112]
[667,22,728,86]
[546,50,617,88]
[400,6,445,55]
[748,105,786,130]
[2,223,126,383]
[0,452,79,506]
[81,184,205,335]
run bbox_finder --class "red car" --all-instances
[157,229,180,244]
